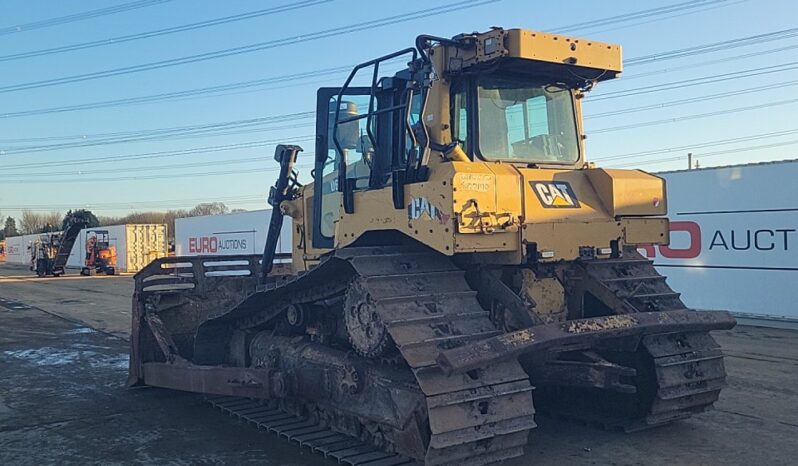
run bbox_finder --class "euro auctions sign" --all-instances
[640,221,795,262]
[174,209,292,258]
[188,236,249,254]
[645,161,798,320]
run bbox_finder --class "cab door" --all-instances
[312,87,372,249]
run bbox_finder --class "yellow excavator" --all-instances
[129,27,735,465]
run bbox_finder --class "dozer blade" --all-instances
[436,309,736,375]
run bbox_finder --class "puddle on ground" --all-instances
[2,347,129,370]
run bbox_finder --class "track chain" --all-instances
[345,248,537,465]
[549,253,728,430]
[207,396,418,465]
[637,331,727,430]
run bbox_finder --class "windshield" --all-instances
[477,78,579,163]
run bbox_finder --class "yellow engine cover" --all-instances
[449,162,669,260]
[333,162,669,263]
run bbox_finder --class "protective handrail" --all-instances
[134,254,263,296]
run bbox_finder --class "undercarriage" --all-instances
[129,246,734,465]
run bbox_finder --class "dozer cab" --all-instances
[129,28,735,466]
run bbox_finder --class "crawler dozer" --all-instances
[129,27,736,465]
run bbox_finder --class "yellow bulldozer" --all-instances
[129,27,735,465]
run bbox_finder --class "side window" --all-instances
[318,94,373,240]
[451,85,468,149]
[331,95,374,190]
[408,92,423,126]
[404,92,423,160]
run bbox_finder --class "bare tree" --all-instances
[20,209,44,234]
[19,210,63,234]
[65,202,231,240]
[162,209,189,238]
[120,211,166,224]
[42,211,63,232]
[97,215,122,226]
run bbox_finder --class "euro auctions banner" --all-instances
[646,160,798,320]
[175,209,292,258]
[187,232,254,255]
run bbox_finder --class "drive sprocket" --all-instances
[344,279,395,358]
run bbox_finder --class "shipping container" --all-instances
[3,224,167,273]
[4,235,25,264]
[174,209,291,257]
[650,160,798,323]
[4,233,50,266]
[66,224,167,273]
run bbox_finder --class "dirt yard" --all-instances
[1,262,797,465]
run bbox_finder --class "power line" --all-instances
[2,14,786,120]
[0,60,405,120]
[579,1,745,37]
[593,128,798,162]
[0,3,792,186]
[0,156,270,178]
[14,76,788,145]
[1,61,793,178]
[0,0,499,94]
[0,153,319,179]
[0,0,172,36]
[625,26,798,66]
[0,67,353,119]
[8,120,798,180]
[9,57,797,150]
[0,137,315,171]
[0,0,331,62]
[621,43,798,81]
[550,0,731,34]
[9,131,798,183]
[0,110,314,143]
[590,61,798,100]
[1,194,266,210]
[585,79,798,119]
[0,119,315,145]
[0,0,741,95]
[0,162,318,184]
[589,97,798,134]
[6,58,797,155]
[0,112,316,152]
[1,196,271,212]
[610,139,798,168]
[0,120,313,154]
[10,127,795,178]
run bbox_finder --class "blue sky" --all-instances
[1,0,797,218]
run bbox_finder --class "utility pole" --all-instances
[687,152,693,170]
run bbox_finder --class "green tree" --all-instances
[188,202,228,217]
[3,217,17,238]
[63,209,100,229]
